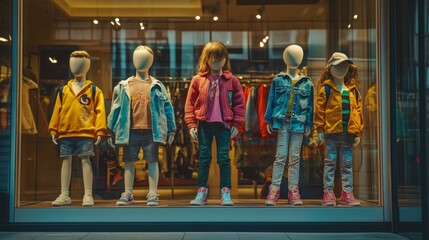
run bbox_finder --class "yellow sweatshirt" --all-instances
[49,80,107,139]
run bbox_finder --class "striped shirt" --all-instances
[341,89,350,132]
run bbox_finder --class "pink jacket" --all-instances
[185,70,245,130]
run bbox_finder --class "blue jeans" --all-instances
[123,129,159,162]
[197,121,231,189]
[323,132,354,192]
[271,121,304,190]
[59,137,94,158]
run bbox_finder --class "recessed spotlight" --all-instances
[348,24,352,28]
[115,18,120,22]
[93,19,99,24]
[110,21,115,25]
[49,57,58,64]
[354,14,358,19]
[259,42,264,48]
[213,16,219,21]
[265,36,269,40]
[195,15,201,20]
[0,37,8,42]
[256,14,262,20]
[262,38,267,43]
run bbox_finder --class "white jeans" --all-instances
[271,121,304,190]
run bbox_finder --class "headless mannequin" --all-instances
[51,57,98,198]
[189,58,239,141]
[319,62,360,146]
[122,48,174,196]
[266,45,310,137]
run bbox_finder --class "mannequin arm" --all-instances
[230,126,238,139]
[167,134,175,145]
[304,127,311,137]
[107,137,116,149]
[94,136,102,146]
[189,128,198,142]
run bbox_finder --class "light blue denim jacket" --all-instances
[107,76,176,145]
[264,72,314,133]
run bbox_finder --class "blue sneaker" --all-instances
[190,187,208,206]
[221,187,234,206]
[116,192,134,206]
[146,192,159,206]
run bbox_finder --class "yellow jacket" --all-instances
[314,80,364,136]
[49,80,107,139]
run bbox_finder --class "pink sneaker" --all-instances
[322,190,336,206]
[190,187,208,206]
[340,190,361,206]
[265,186,280,206]
[288,188,303,205]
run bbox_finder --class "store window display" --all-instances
[48,51,107,206]
[264,45,314,206]
[314,52,364,206]
[185,41,245,206]
[107,46,176,206]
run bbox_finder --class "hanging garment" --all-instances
[22,76,38,134]
[258,84,269,139]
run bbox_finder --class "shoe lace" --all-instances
[195,188,207,200]
[267,189,279,201]
[324,191,335,201]
[221,188,231,201]
[344,191,356,201]
[290,189,301,201]
[146,192,158,200]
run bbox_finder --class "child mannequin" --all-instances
[49,50,107,206]
[314,52,363,206]
[185,41,245,206]
[264,45,314,206]
[108,46,175,206]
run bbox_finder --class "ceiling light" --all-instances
[49,57,57,64]
[259,42,264,48]
[9,35,12,40]
[265,36,269,40]
[262,38,267,43]
[0,37,8,42]
[213,16,219,21]
[195,15,201,20]
[110,21,115,25]
[348,24,352,28]
[354,14,358,19]
[93,19,99,24]
[256,14,262,20]
[115,18,120,22]
[116,22,121,26]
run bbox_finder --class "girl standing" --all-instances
[185,41,245,206]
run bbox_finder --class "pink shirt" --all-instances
[206,75,222,122]
[129,78,152,129]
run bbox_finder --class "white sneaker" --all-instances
[116,192,134,206]
[82,194,94,207]
[52,194,71,206]
[146,192,159,206]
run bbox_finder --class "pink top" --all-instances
[206,75,223,122]
[129,78,152,129]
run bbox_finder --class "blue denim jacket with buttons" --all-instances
[107,76,176,145]
[264,72,314,133]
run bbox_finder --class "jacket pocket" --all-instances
[274,86,287,105]
[297,90,310,110]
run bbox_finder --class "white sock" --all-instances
[124,162,135,194]
[60,157,72,197]
[148,162,159,194]
[81,157,93,196]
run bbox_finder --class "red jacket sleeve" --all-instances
[231,77,245,129]
[184,76,200,129]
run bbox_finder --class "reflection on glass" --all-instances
[19,0,378,208]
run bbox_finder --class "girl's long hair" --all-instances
[197,41,231,73]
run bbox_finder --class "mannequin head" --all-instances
[198,41,231,74]
[133,46,154,72]
[283,45,304,69]
[318,52,359,87]
[69,51,90,79]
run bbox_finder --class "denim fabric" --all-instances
[107,76,175,145]
[323,132,354,192]
[271,121,304,190]
[59,137,94,157]
[264,72,314,133]
[123,129,159,163]
[197,121,231,189]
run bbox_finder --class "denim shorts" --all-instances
[123,129,159,163]
[59,137,94,158]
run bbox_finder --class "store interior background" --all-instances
[18,0,381,207]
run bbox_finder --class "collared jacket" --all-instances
[264,72,314,133]
[184,70,245,129]
[49,80,107,139]
[107,76,176,145]
[314,79,364,136]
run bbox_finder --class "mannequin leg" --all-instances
[124,161,135,194]
[60,156,72,196]
[80,156,93,196]
[148,161,159,194]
